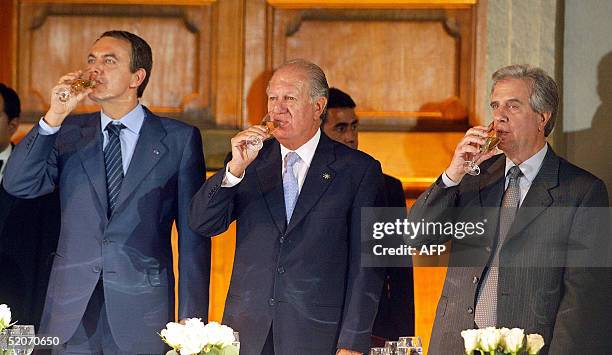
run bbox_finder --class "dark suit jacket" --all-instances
[409,146,610,355]
[189,133,386,355]
[2,108,210,353]
[371,174,415,342]
[0,183,59,330]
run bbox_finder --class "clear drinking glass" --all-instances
[232,331,240,353]
[245,114,280,151]
[385,340,400,353]
[369,348,391,355]
[56,72,97,103]
[398,336,423,355]
[463,122,500,176]
[9,325,35,355]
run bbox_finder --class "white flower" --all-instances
[502,328,525,353]
[160,322,187,349]
[203,321,235,348]
[479,327,501,352]
[181,318,208,354]
[0,304,11,330]
[526,334,545,355]
[461,329,480,354]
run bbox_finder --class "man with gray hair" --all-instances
[409,64,610,354]
[190,59,386,355]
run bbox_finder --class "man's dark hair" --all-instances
[322,87,356,125]
[0,83,21,120]
[98,30,153,98]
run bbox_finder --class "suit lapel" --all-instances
[255,142,286,234]
[285,134,335,235]
[77,113,108,218]
[505,147,557,242]
[114,112,167,212]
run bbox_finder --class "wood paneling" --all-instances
[0,0,16,85]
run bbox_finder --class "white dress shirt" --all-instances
[0,144,12,180]
[441,144,548,206]
[222,129,322,193]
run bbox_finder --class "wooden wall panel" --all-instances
[16,3,213,128]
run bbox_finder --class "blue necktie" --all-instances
[104,123,125,216]
[283,152,301,223]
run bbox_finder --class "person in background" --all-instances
[321,87,415,345]
[0,83,60,330]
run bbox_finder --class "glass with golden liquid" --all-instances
[463,123,500,176]
[56,76,97,103]
[246,114,280,151]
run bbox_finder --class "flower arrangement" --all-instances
[160,319,238,355]
[461,327,545,355]
[0,304,16,355]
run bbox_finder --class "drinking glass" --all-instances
[9,325,35,355]
[369,348,391,355]
[232,331,240,353]
[398,336,423,355]
[56,71,97,103]
[385,340,400,353]
[463,122,500,176]
[245,114,280,151]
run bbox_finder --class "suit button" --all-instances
[268,298,275,306]
[473,276,479,284]
[280,234,286,243]
[92,265,101,273]
[467,307,474,314]
[103,239,110,245]
[277,266,285,274]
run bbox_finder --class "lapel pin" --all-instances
[153,149,160,155]
[322,172,331,180]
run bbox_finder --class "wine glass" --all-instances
[232,331,240,352]
[369,348,391,355]
[463,122,500,176]
[384,340,400,353]
[398,336,423,355]
[245,114,280,151]
[10,325,35,355]
[56,71,97,103]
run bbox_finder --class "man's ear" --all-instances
[8,117,19,138]
[314,96,327,121]
[539,111,551,133]
[130,68,147,90]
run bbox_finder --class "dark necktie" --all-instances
[475,165,522,328]
[104,123,125,216]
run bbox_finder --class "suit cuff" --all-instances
[440,172,459,188]
[221,164,244,187]
[38,117,61,135]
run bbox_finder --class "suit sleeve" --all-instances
[2,126,59,198]
[177,127,211,319]
[336,159,386,353]
[548,179,611,354]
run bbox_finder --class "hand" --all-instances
[445,125,497,182]
[336,349,362,355]
[44,70,93,127]
[226,125,271,177]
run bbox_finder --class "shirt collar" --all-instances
[100,103,145,135]
[0,144,12,162]
[280,129,321,168]
[504,143,548,183]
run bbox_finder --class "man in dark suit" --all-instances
[3,31,209,354]
[189,59,385,355]
[320,88,415,344]
[409,64,610,354]
[0,83,60,330]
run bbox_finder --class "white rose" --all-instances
[204,321,235,347]
[479,327,501,352]
[526,334,545,355]
[182,318,207,354]
[502,328,525,353]
[461,329,480,354]
[160,322,186,349]
[0,304,11,330]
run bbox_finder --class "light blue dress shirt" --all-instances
[39,104,145,174]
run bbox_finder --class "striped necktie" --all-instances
[104,123,126,217]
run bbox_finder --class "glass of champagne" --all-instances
[10,325,35,355]
[245,114,280,151]
[463,122,500,176]
[398,336,423,355]
[56,71,97,103]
